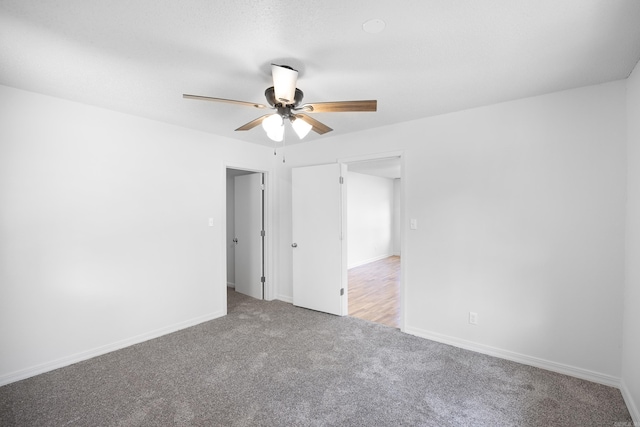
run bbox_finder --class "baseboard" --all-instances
[277,294,293,304]
[404,326,621,388]
[0,310,225,387]
[620,379,640,422]
[227,282,235,288]
[348,253,393,269]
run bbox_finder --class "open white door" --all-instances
[292,163,347,316]
[234,173,263,299]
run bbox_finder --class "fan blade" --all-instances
[235,114,273,131]
[183,94,268,109]
[299,100,377,113]
[294,114,333,135]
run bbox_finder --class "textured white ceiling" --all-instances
[1,0,640,147]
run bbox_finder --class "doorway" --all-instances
[226,168,265,303]
[345,157,402,328]
[348,255,400,327]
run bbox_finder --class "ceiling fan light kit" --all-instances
[183,62,377,144]
[261,113,284,142]
[291,116,313,139]
[271,64,298,104]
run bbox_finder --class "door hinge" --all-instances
[261,276,266,283]
[260,230,265,237]
[339,176,344,184]
[261,184,265,190]
[340,288,344,296]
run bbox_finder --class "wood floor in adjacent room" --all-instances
[348,255,400,328]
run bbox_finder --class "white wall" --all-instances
[622,60,640,421]
[0,85,273,385]
[347,171,395,268]
[277,80,627,384]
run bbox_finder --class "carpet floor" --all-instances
[0,290,632,426]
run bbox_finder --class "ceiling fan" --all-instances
[183,64,377,142]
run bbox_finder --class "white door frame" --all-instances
[339,151,406,332]
[223,162,274,313]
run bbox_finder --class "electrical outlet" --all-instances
[469,312,478,325]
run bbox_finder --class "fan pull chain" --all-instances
[282,127,286,163]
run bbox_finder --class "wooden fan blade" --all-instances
[300,100,377,113]
[235,114,272,131]
[183,94,268,109]
[294,114,333,135]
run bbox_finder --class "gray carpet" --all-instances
[0,290,632,426]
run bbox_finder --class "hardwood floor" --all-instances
[348,255,400,328]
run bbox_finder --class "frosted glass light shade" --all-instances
[262,113,284,142]
[271,64,298,104]
[291,117,312,139]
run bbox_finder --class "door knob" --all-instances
[291,243,298,248]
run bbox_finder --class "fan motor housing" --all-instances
[265,87,304,108]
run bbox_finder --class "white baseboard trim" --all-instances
[404,325,621,388]
[621,379,640,422]
[348,253,393,269]
[227,282,235,288]
[277,294,293,304]
[0,310,225,387]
